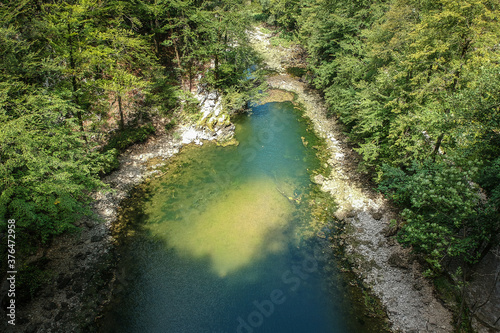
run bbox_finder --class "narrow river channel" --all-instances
[98,101,385,332]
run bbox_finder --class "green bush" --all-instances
[165,119,177,132]
[16,258,52,303]
[286,67,307,78]
[98,124,156,175]
[378,159,495,275]
[104,124,156,152]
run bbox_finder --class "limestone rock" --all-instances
[388,251,410,269]
[466,246,500,332]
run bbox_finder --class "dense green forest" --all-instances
[1,0,499,305]
[262,0,500,278]
[0,0,260,248]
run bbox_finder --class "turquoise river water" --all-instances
[98,101,387,332]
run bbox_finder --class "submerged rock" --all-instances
[313,174,325,185]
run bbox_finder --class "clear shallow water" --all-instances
[99,102,384,333]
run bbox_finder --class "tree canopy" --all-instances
[0,0,259,247]
[269,0,500,276]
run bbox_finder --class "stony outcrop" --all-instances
[466,246,500,332]
[195,88,234,143]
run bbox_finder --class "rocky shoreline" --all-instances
[0,89,234,332]
[248,26,455,332]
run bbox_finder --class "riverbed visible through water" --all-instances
[97,101,386,332]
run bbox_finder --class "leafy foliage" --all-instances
[104,124,156,152]
[284,0,500,275]
[0,0,259,248]
[15,258,52,303]
[379,160,497,274]
[0,93,114,243]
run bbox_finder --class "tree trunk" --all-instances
[456,266,467,328]
[170,27,185,89]
[474,231,500,266]
[432,133,444,159]
[188,61,193,92]
[72,78,86,135]
[118,95,124,131]
[173,40,185,89]
[214,53,219,82]
[68,23,87,143]
[214,16,222,84]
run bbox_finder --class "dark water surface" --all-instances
[98,102,384,333]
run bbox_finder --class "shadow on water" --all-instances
[97,101,389,333]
